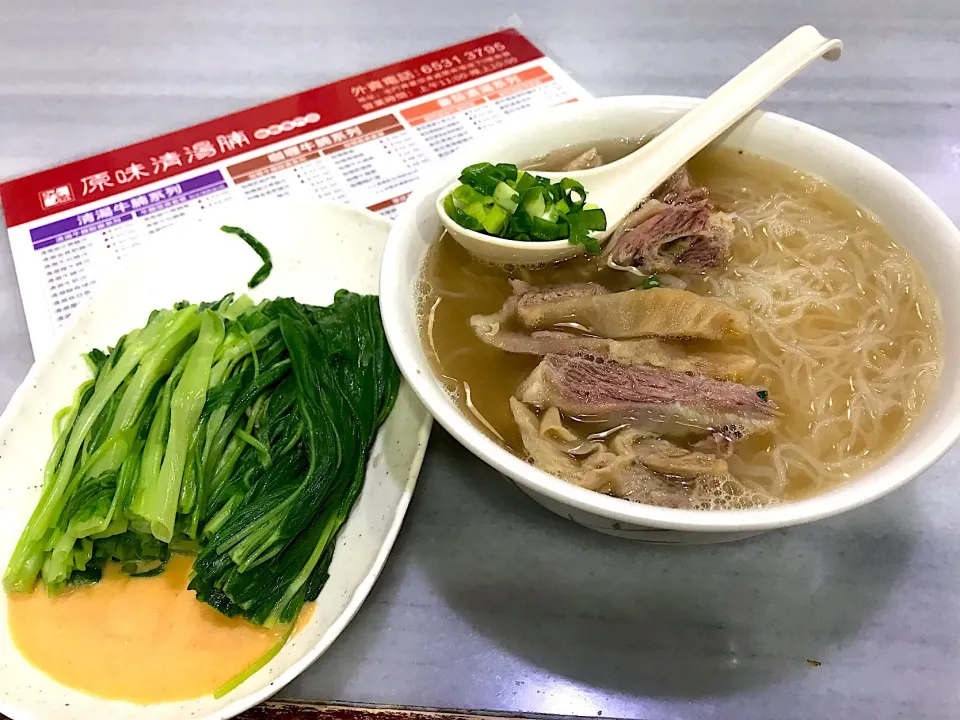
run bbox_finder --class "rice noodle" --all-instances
[698,177,942,498]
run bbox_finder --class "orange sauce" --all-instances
[7,554,311,704]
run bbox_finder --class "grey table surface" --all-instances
[2,1,959,718]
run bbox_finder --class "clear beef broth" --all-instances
[418,145,941,507]
[523,137,647,171]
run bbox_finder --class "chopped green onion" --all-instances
[642,276,661,290]
[444,194,483,232]
[560,178,587,209]
[482,205,509,235]
[452,184,487,207]
[495,163,519,182]
[522,187,547,219]
[514,172,536,194]
[444,162,607,253]
[566,207,607,253]
[493,182,520,213]
[462,200,488,224]
[573,207,607,230]
[458,163,499,195]
[757,390,769,401]
[529,217,567,241]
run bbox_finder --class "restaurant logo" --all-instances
[39,184,75,210]
[253,112,322,140]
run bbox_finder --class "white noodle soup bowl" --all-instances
[380,96,960,543]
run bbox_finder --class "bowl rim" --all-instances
[380,94,960,532]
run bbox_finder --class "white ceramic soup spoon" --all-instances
[437,25,842,266]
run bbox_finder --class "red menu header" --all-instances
[0,29,544,228]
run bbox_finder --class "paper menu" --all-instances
[0,30,590,356]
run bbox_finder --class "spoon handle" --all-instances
[624,26,842,198]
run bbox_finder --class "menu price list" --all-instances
[1,30,588,355]
[27,171,233,328]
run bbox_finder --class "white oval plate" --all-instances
[0,200,432,720]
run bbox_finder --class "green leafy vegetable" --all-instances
[445,162,607,253]
[3,274,401,694]
[221,225,273,288]
[188,292,400,627]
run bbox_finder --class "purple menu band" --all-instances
[30,170,226,249]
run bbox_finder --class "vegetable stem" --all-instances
[221,225,273,289]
